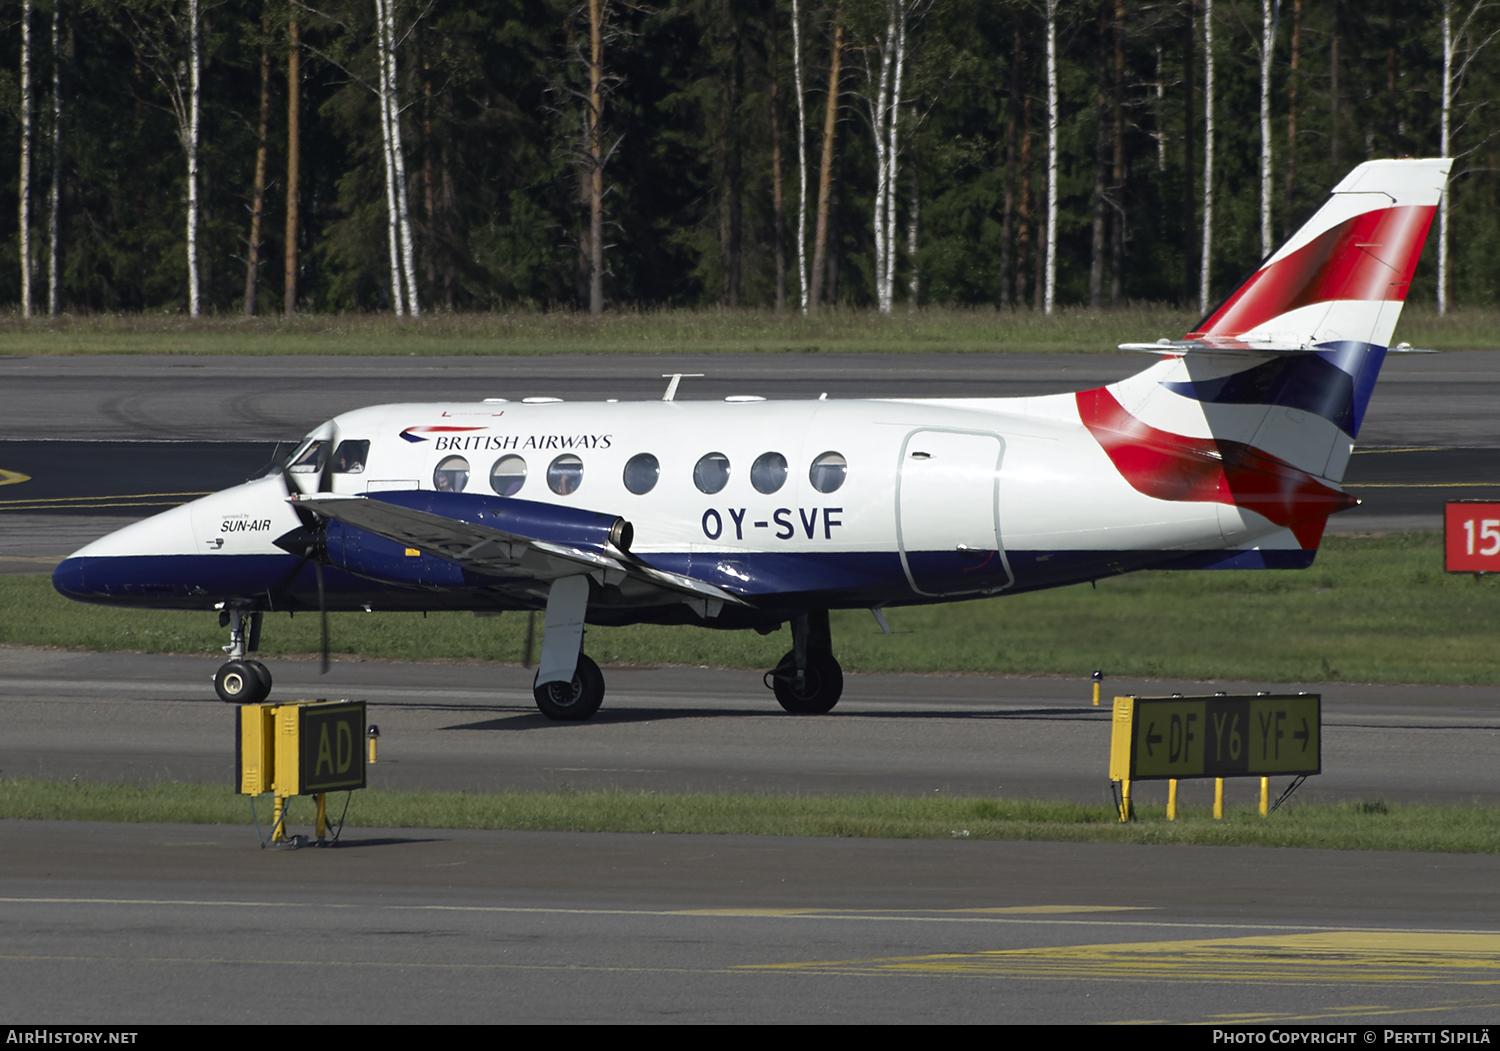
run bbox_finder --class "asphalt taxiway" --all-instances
[5,820,1500,1024]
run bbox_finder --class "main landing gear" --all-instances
[215,609,272,704]
[764,609,844,714]
[533,653,605,721]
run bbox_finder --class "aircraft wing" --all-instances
[293,492,747,607]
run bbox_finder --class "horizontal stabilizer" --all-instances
[1120,338,1438,356]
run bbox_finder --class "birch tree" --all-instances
[243,5,271,317]
[48,0,61,317]
[186,0,200,316]
[377,0,419,316]
[770,0,786,310]
[1437,0,1500,315]
[791,0,809,312]
[19,0,33,318]
[1200,0,1214,313]
[1044,0,1057,316]
[110,0,207,316]
[858,0,908,314]
[1258,0,1279,259]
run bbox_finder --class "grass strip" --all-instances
[1,778,1495,853]
[10,533,1500,685]
[0,304,1493,356]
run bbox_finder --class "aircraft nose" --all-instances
[52,556,89,599]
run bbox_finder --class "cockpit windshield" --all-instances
[331,439,370,474]
[285,438,329,474]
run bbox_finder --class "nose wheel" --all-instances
[215,659,272,704]
[215,609,272,703]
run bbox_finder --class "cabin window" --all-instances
[331,440,369,474]
[286,439,328,474]
[548,454,584,495]
[490,455,527,496]
[809,451,847,494]
[751,452,788,494]
[433,455,470,493]
[623,453,659,495]
[693,452,731,494]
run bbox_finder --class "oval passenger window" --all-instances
[548,454,584,495]
[809,451,847,494]
[751,452,788,494]
[623,453,660,495]
[433,455,470,493]
[693,452,731,494]
[490,455,527,496]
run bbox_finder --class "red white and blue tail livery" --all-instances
[53,159,1450,719]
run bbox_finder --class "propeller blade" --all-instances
[315,561,329,675]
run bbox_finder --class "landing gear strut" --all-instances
[765,609,843,714]
[215,609,272,704]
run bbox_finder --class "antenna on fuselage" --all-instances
[661,373,704,402]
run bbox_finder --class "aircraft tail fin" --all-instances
[1079,159,1449,554]
[1190,157,1450,352]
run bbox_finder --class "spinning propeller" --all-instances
[271,462,332,674]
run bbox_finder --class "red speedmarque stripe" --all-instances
[1076,387,1358,549]
[1188,205,1435,339]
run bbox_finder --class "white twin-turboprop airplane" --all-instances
[54,158,1450,720]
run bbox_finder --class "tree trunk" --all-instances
[883,3,906,313]
[383,0,419,316]
[1283,0,1300,241]
[791,0,809,312]
[284,17,300,318]
[1258,0,1275,259]
[1330,1,1340,177]
[906,153,918,312]
[866,2,894,313]
[47,0,60,317]
[1200,0,1214,314]
[1089,4,1107,309]
[1439,0,1451,316]
[244,8,271,317]
[1183,0,1195,305]
[770,0,786,312]
[377,0,404,314]
[20,0,33,319]
[588,0,605,315]
[1017,90,1032,310]
[186,0,200,317]
[719,0,742,308]
[1000,26,1020,309]
[420,34,436,289]
[1110,0,1125,306]
[1044,0,1058,315]
[809,4,843,312]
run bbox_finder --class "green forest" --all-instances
[4,0,1498,317]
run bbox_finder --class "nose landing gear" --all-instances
[215,609,272,704]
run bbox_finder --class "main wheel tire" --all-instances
[533,654,606,721]
[246,660,273,699]
[215,660,267,704]
[770,647,843,714]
